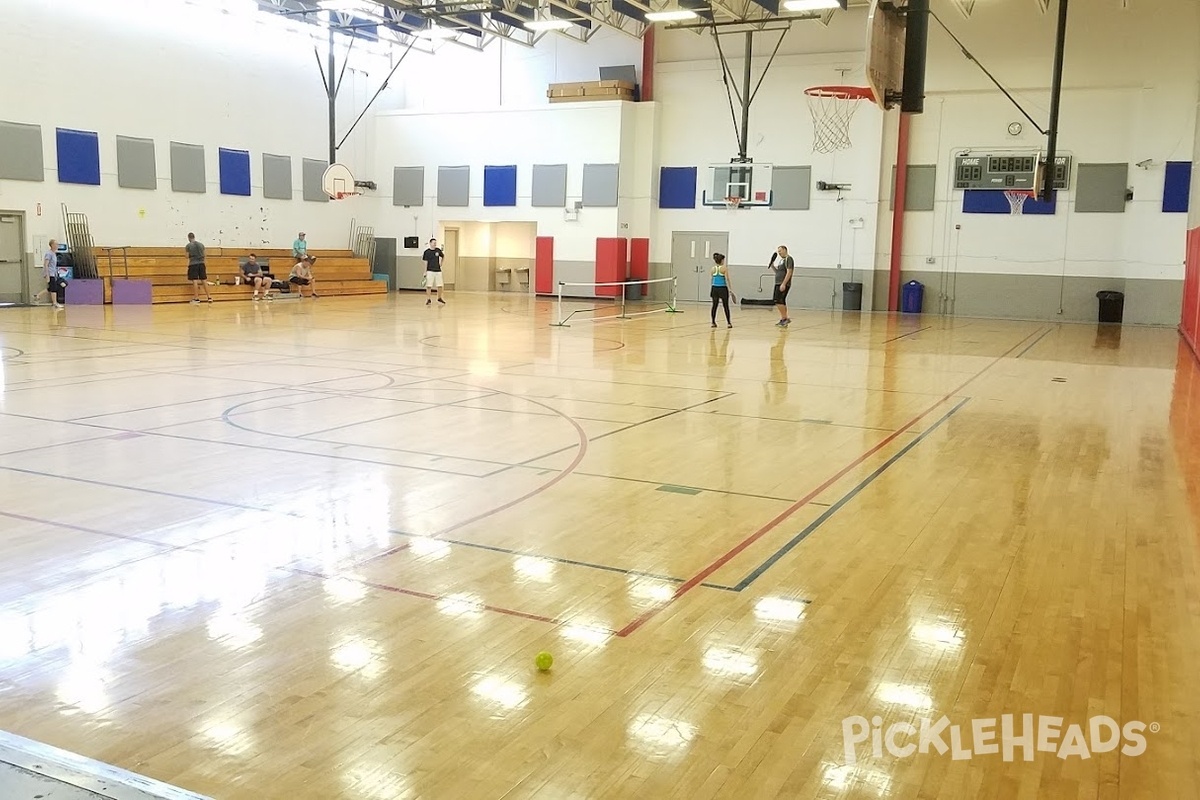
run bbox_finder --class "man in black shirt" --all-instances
[423,238,445,305]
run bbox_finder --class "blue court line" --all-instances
[699,396,971,592]
[1015,326,1054,359]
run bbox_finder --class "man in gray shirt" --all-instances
[769,245,794,327]
[186,232,212,304]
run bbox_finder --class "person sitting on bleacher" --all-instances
[241,254,274,301]
[289,256,319,299]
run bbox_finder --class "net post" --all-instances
[666,276,682,313]
[620,282,628,319]
[552,281,566,327]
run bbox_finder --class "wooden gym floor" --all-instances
[0,293,1197,799]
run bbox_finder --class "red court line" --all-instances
[291,568,569,627]
[615,326,1048,637]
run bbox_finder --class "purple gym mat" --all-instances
[111,280,152,304]
[65,279,104,306]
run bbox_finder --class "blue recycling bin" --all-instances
[901,280,924,314]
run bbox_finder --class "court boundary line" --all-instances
[615,326,1048,637]
[704,397,970,591]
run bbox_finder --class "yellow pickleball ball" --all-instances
[535,651,554,671]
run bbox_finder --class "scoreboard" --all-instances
[954,153,1072,190]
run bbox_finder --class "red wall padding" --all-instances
[1183,227,1200,355]
[595,238,628,297]
[629,238,649,283]
[535,236,554,295]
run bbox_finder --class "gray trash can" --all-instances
[625,282,643,301]
[842,282,863,311]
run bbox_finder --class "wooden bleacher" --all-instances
[92,246,387,304]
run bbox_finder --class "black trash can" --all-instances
[842,281,863,311]
[625,282,643,301]
[1096,290,1124,324]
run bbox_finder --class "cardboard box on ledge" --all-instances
[548,80,636,102]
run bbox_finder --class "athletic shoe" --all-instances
[426,299,431,306]
[191,299,200,304]
[774,319,785,327]
[782,318,791,327]
[438,298,446,305]
[311,294,319,299]
[727,323,733,328]
[252,294,260,301]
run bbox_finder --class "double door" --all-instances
[671,231,729,302]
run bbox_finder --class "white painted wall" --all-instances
[372,103,629,262]
[652,50,885,283]
[893,0,1200,282]
[0,0,382,251]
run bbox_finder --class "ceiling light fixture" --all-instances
[645,8,698,21]
[524,18,574,30]
[782,0,843,11]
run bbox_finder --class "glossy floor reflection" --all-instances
[0,295,1198,799]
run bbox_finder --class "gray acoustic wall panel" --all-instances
[393,166,424,206]
[303,158,329,202]
[170,142,206,193]
[582,163,619,207]
[1076,163,1128,213]
[889,165,937,211]
[262,154,292,200]
[532,164,568,207]
[437,166,470,207]
[116,136,157,190]
[0,121,45,182]
[772,166,812,211]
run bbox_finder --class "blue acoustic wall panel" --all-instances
[1163,161,1192,213]
[56,128,101,186]
[483,165,517,206]
[219,148,252,196]
[659,167,697,209]
[962,189,1057,215]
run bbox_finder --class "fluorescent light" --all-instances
[782,0,841,11]
[420,25,460,38]
[525,18,573,30]
[318,0,371,10]
[645,8,698,21]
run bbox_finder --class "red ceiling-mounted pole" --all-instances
[641,25,655,102]
[888,112,911,312]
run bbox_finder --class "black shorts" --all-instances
[48,277,60,293]
[710,285,730,300]
[289,276,311,286]
[772,284,790,304]
[188,264,207,281]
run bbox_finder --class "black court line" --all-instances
[882,325,932,343]
[701,410,908,433]
[1015,326,1054,358]
[510,392,736,469]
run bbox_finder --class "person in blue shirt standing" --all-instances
[710,252,736,328]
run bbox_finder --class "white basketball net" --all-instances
[1005,191,1033,215]
[806,88,868,154]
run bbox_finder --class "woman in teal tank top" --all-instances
[710,253,736,328]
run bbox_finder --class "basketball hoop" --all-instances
[724,196,743,210]
[322,163,356,200]
[804,86,874,154]
[1005,190,1035,215]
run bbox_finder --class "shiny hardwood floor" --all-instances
[0,294,1197,799]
